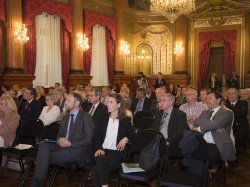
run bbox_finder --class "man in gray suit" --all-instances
[31,92,94,187]
[192,91,236,164]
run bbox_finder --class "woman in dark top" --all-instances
[93,93,134,187]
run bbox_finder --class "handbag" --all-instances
[138,134,161,171]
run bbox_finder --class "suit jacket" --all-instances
[228,75,240,89]
[19,99,43,122]
[151,108,188,143]
[193,107,236,161]
[94,114,134,157]
[226,100,249,136]
[130,97,151,114]
[85,102,108,126]
[57,110,94,166]
[155,78,166,88]
[0,112,20,148]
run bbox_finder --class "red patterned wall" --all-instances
[23,0,72,32]
[0,0,4,21]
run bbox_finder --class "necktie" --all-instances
[68,114,75,139]
[231,103,235,107]
[25,102,29,110]
[161,112,168,127]
[89,105,95,116]
[134,99,143,114]
[208,110,214,120]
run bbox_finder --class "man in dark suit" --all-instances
[226,87,249,155]
[84,87,108,126]
[130,87,151,114]
[30,92,94,187]
[151,93,188,144]
[54,87,66,113]
[19,88,43,122]
[150,87,166,115]
[155,72,166,88]
[228,70,240,89]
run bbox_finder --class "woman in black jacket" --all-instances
[93,93,134,187]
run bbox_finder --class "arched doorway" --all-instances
[136,44,152,75]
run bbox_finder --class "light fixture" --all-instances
[138,49,149,59]
[77,33,89,51]
[120,41,131,55]
[174,42,184,55]
[14,23,29,43]
[150,0,195,23]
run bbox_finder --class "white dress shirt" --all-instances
[102,118,119,150]
[203,106,220,144]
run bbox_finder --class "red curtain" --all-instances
[83,11,116,77]
[25,25,36,73]
[23,0,72,77]
[23,0,72,32]
[0,21,3,73]
[60,20,69,86]
[198,30,237,89]
[198,42,211,90]
[0,0,4,21]
[106,28,115,83]
[224,41,234,78]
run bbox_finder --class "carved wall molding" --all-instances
[194,16,243,28]
[124,24,173,75]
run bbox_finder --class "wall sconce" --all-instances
[174,41,184,55]
[120,40,131,55]
[14,23,29,44]
[77,33,89,51]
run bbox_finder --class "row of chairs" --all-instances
[0,119,60,187]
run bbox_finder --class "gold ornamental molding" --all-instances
[194,16,243,28]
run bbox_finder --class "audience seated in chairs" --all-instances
[30,92,94,187]
[39,93,60,126]
[19,88,43,123]
[0,95,20,149]
[93,93,134,187]
[151,93,188,145]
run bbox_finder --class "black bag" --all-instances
[138,134,161,171]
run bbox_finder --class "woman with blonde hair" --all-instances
[35,86,46,106]
[39,93,60,126]
[0,95,20,148]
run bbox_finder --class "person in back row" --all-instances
[130,87,151,114]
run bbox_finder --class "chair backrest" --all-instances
[133,110,154,124]
[15,119,44,146]
[134,116,154,130]
[42,121,60,140]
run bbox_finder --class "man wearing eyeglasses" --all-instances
[151,93,188,144]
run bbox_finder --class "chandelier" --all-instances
[77,33,89,51]
[150,0,195,23]
[120,41,131,55]
[14,23,29,43]
[174,42,184,55]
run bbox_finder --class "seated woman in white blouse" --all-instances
[93,93,134,187]
[39,93,60,126]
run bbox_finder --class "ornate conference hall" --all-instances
[1,0,250,187]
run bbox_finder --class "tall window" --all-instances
[33,12,62,87]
